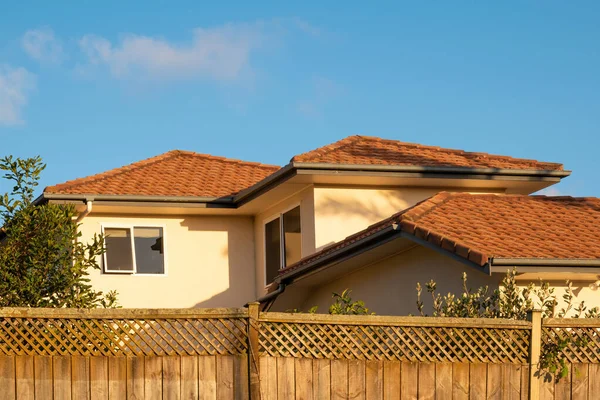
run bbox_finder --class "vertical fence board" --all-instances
[216,355,234,400]
[127,356,145,400]
[383,360,400,400]
[53,355,72,400]
[71,356,91,400]
[520,365,529,400]
[233,355,248,400]
[452,363,469,400]
[313,358,330,400]
[108,356,126,400]
[571,363,589,400]
[144,356,163,400]
[277,357,296,399]
[259,357,276,400]
[540,374,555,400]
[588,364,600,399]
[331,359,349,400]
[90,356,109,400]
[198,356,217,400]
[486,364,502,400]
[504,364,522,400]
[469,363,486,400]
[418,363,435,400]
[0,356,15,400]
[400,362,417,400]
[163,356,181,400]
[436,363,453,400]
[181,356,199,400]
[365,360,383,400]
[16,355,34,400]
[295,358,314,400]
[554,363,571,400]
[34,356,53,400]
[348,360,366,400]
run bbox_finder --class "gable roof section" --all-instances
[279,193,600,279]
[292,135,564,172]
[45,150,281,199]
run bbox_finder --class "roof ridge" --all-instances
[45,150,280,193]
[290,135,364,163]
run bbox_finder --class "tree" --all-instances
[0,155,117,308]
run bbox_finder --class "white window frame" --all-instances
[101,223,168,276]
[263,203,302,287]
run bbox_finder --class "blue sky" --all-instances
[1,1,598,196]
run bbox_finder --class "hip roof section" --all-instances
[45,150,281,198]
[292,135,564,171]
[280,193,600,278]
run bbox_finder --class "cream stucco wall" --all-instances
[290,246,502,315]
[254,185,316,296]
[313,187,505,250]
[79,214,256,308]
[283,245,600,316]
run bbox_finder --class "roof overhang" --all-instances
[37,162,571,213]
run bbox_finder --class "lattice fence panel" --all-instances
[0,317,247,356]
[259,322,530,363]
[542,326,600,363]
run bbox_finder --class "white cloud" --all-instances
[22,28,64,64]
[0,65,36,126]
[78,23,263,82]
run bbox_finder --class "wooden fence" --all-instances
[0,306,597,399]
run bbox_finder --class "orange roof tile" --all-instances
[45,150,281,198]
[292,135,564,171]
[280,193,600,276]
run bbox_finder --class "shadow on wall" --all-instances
[178,216,255,308]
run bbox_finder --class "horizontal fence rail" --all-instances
[0,308,248,357]
[258,312,532,363]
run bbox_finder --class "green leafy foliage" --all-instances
[416,269,599,381]
[288,289,372,315]
[0,155,117,308]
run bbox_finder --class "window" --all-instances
[103,226,165,274]
[265,206,302,284]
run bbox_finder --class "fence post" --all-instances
[527,310,542,400]
[247,302,261,400]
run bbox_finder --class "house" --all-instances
[38,135,600,314]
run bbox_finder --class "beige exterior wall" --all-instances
[293,246,501,315]
[79,214,256,308]
[254,185,316,297]
[288,245,600,316]
[313,187,505,250]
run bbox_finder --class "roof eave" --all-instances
[292,162,571,178]
[38,192,236,207]
[491,258,600,268]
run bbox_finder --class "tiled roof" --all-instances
[292,135,564,171]
[45,150,281,198]
[280,193,600,276]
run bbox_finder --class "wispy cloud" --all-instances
[0,65,36,126]
[78,23,264,82]
[22,28,64,64]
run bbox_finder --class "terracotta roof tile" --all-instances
[292,135,564,171]
[280,193,600,276]
[45,150,281,198]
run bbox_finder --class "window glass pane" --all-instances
[104,228,134,272]
[265,218,281,283]
[283,206,302,267]
[134,227,165,274]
